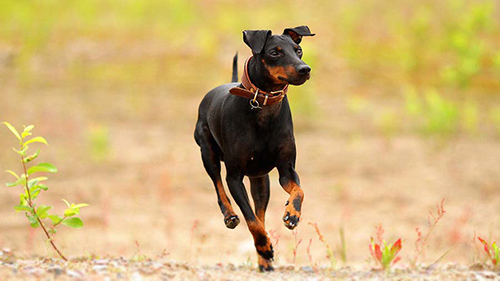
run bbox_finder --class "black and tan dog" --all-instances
[194,26,314,271]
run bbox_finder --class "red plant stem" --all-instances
[292,229,302,265]
[21,151,68,261]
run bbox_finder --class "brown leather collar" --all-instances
[229,56,289,109]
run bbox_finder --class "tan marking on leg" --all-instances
[216,181,235,215]
[247,220,273,259]
[282,182,304,230]
[216,181,240,229]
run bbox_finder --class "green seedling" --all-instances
[370,238,402,272]
[3,122,88,261]
[369,225,402,272]
[478,237,499,267]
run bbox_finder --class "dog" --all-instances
[194,26,314,271]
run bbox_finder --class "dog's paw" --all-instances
[283,209,300,230]
[256,245,274,261]
[258,263,274,272]
[258,255,274,272]
[224,215,240,229]
[255,239,274,261]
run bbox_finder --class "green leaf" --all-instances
[27,163,58,175]
[36,205,52,219]
[72,203,90,209]
[14,205,32,212]
[28,179,39,189]
[48,215,63,225]
[29,185,41,193]
[6,175,26,187]
[5,170,19,179]
[62,199,71,208]
[26,214,39,228]
[62,217,83,228]
[21,125,34,139]
[2,122,21,141]
[64,208,79,217]
[19,193,27,206]
[24,136,48,146]
[31,188,41,200]
[28,177,48,186]
[13,146,28,156]
[23,149,40,163]
[23,125,34,132]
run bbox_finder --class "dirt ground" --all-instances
[1,39,500,279]
[1,92,500,270]
[1,250,500,280]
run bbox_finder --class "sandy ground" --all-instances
[1,250,500,280]
[1,93,499,270]
[1,40,500,278]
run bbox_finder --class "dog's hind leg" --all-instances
[250,175,273,271]
[226,172,273,262]
[195,123,240,229]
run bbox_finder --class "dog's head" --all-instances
[243,26,315,86]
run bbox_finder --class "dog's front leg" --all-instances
[278,163,304,230]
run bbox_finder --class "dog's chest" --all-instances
[243,137,283,176]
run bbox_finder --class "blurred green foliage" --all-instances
[87,124,111,162]
[0,0,499,138]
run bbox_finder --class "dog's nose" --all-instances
[297,65,311,75]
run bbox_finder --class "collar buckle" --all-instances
[249,89,262,110]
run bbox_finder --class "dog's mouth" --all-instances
[279,74,310,85]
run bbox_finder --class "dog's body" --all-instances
[194,26,314,271]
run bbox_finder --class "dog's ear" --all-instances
[283,26,315,44]
[243,30,272,54]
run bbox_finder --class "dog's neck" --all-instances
[246,56,288,120]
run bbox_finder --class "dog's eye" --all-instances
[296,48,303,57]
[269,50,280,58]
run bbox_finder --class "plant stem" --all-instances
[21,150,68,262]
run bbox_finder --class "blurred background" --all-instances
[0,0,499,268]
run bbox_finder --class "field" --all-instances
[1,0,500,279]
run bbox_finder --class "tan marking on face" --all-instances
[263,64,296,83]
[276,46,282,51]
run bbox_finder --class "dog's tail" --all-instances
[231,52,238,83]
